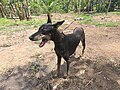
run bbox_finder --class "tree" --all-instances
[24,0,31,20]
[0,0,120,19]
[0,2,6,18]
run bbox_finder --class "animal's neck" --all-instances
[52,30,63,45]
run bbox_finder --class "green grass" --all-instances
[0,18,46,32]
[110,11,120,15]
[0,12,120,32]
[75,13,93,24]
[94,22,119,27]
[77,13,119,27]
[0,18,46,26]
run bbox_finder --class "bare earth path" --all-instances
[0,13,120,90]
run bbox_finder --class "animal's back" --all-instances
[73,27,85,38]
[66,27,85,55]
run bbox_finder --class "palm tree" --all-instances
[25,0,31,20]
[0,1,6,18]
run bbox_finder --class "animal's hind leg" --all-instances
[64,57,70,77]
[76,44,82,58]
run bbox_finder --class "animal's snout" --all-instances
[29,36,32,40]
[29,36,34,41]
[29,33,43,41]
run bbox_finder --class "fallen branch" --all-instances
[63,21,75,31]
[84,71,102,88]
[84,79,94,88]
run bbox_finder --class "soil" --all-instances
[0,13,120,90]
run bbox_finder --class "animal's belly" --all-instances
[69,44,79,55]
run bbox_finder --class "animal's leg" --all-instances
[77,44,82,58]
[57,55,61,77]
[66,60,70,76]
[64,57,70,76]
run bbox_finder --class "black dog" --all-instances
[29,14,86,77]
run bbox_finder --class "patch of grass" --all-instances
[0,18,46,26]
[0,18,46,32]
[0,26,6,30]
[0,18,13,26]
[94,22,119,27]
[81,16,93,24]
[75,14,93,24]
[77,13,119,27]
[17,19,46,26]
[110,11,120,15]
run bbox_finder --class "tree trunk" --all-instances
[9,3,17,17]
[74,0,78,13]
[25,0,31,20]
[86,0,90,13]
[17,0,25,20]
[64,0,71,13]
[106,0,111,15]
[80,0,86,12]
[0,2,6,18]
[9,3,15,19]
[117,0,120,8]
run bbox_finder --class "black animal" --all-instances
[29,14,86,77]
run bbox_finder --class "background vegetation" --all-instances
[0,0,120,20]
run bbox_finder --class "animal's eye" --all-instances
[40,27,45,32]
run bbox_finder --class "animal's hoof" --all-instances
[63,75,70,79]
[63,76,67,79]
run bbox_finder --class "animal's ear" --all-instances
[47,14,52,23]
[53,20,65,28]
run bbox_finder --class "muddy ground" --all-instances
[0,13,120,90]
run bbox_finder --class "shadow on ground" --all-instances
[0,56,120,90]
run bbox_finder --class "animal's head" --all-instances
[29,14,65,47]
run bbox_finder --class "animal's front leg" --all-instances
[66,60,70,76]
[57,55,61,77]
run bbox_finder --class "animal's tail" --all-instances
[81,28,86,56]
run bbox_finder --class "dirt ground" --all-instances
[0,13,120,90]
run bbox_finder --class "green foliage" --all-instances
[40,0,58,13]
[1,0,8,5]
[0,0,120,17]
[30,2,42,15]
[29,0,65,15]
